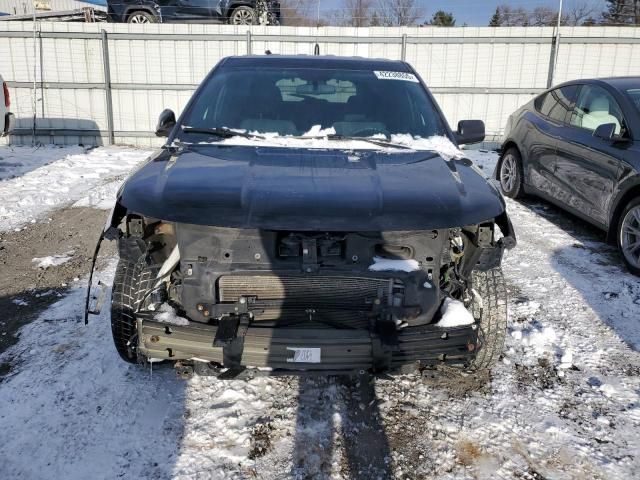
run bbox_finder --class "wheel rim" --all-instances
[500,154,517,192]
[130,14,149,23]
[232,9,254,24]
[621,205,640,269]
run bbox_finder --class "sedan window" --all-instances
[570,85,627,136]
[535,86,578,123]
[626,88,640,113]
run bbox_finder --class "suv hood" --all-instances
[118,145,505,231]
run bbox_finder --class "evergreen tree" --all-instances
[428,10,455,26]
[489,7,502,26]
[602,0,640,25]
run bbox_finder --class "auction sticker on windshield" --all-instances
[374,71,419,82]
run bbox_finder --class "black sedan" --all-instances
[498,77,640,275]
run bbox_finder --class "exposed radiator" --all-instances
[218,274,402,328]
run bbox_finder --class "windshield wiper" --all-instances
[325,134,412,150]
[181,126,263,140]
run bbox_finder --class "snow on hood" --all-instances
[303,125,336,137]
[186,126,464,159]
[368,256,420,272]
[435,297,475,328]
[389,134,464,159]
[208,132,389,151]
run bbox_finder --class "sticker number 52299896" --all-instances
[373,71,419,83]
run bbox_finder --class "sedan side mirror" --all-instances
[455,120,485,145]
[593,123,616,141]
[155,109,176,137]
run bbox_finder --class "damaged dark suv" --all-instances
[86,55,516,377]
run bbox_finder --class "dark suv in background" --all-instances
[107,0,280,25]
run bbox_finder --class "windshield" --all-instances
[179,67,449,140]
[626,88,640,114]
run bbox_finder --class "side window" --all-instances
[535,92,555,117]
[535,86,578,123]
[547,85,579,123]
[570,85,627,136]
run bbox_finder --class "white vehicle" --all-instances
[0,73,13,136]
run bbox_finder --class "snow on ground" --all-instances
[0,145,151,232]
[0,145,85,181]
[0,147,639,479]
[32,250,74,269]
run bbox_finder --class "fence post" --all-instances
[401,33,407,61]
[38,30,44,119]
[246,30,252,55]
[547,33,558,88]
[101,29,115,145]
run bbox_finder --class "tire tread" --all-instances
[470,268,508,370]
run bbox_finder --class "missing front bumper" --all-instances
[138,320,479,373]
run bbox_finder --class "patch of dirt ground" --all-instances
[0,206,115,364]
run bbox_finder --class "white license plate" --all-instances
[286,347,321,363]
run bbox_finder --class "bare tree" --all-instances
[342,0,374,27]
[376,0,424,26]
[280,0,319,26]
[565,1,600,25]
[497,4,530,26]
[530,6,558,26]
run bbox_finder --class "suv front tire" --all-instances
[229,6,257,25]
[127,11,157,23]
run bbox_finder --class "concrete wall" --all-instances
[1,22,640,147]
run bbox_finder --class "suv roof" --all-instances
[220,55,412,72]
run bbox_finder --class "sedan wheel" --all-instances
[230,6,256,25]
[619,201,640,274]
[498,148,523,198]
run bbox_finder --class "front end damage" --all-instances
[87,205,515,376]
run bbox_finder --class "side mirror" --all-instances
[593,123,616,141]
[2,112,14,136]
[454,120,485,145]
[155,109,176,137]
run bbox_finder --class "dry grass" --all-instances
[456,438,484,466]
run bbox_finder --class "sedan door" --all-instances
[525,85,578,198]
[554,84,629,227]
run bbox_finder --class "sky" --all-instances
[319,0,607,26]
